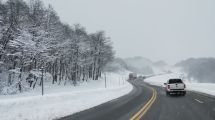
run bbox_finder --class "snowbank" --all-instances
[186,83,215,96]
[144,73,181,87]
[0,72,133,120]
[144,73,215,96]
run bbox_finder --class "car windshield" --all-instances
[169,79,183,84]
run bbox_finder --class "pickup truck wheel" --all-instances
[182,92,186,96]
[166,91,169,96]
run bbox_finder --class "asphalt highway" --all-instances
[59,78,215,120]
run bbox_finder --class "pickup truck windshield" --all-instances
[169,79,183,84]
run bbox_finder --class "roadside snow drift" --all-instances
[0,73,132,120]
[144,73,215,96]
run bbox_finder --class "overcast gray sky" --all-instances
[43,0,215,64]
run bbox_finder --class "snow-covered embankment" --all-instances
[144,73,215,96]
[0,72,132,120]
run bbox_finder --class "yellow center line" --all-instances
[130,87,157,120]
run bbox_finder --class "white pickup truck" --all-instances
[164,79,186,96]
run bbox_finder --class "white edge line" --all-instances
[194,99,204,104]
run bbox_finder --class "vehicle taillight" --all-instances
[167,85,170,89]
[184,84,186,88]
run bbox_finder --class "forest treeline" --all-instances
[176,58,215,83]
[0,0,114,93]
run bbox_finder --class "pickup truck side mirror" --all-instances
[164,83,167,85]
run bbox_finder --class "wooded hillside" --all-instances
[0,0,114,94]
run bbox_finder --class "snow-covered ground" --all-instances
[0,72,133,120]
[186,83,215,96]
[144,73,215,96]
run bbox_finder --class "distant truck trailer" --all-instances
[129,73,137,80]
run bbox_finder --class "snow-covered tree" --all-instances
[0,0,114,94]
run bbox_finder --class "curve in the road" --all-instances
[130,87,157,120]
[58,79,153,120]
[58,79,215,120]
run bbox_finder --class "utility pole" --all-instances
[105,73,107,88]
[41,66,44,96]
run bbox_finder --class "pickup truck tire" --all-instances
[181,91,186,96]
[166,91,170,96]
